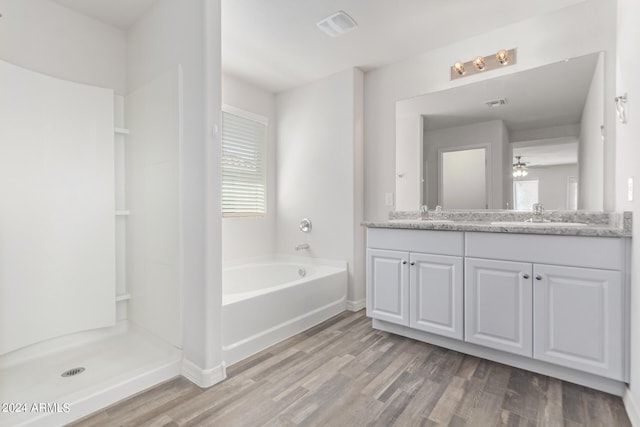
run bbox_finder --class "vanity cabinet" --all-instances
[366,248,409,325]
[466,232,626,381]
[533,264,622,379]
[366,229,464,339]
[366,228,629,388]
[464,258,533,357]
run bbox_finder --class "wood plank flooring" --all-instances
[71,310,631,426]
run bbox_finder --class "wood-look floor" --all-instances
[71,310,631,426]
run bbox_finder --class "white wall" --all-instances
[579,53,605,211]
[423,120,506,209]
[616,0,640,424]
[515,164,578,210]
[276,68,365,307]
[127,0,224,385]
[364,0,617,220]
[0,0,126,94]
[221,74,277,261]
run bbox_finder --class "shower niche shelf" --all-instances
[115,293,131,302]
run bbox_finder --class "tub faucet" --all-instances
[295,243,309,251]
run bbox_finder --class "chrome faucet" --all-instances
[529,203,545,222]
[295,243,309,251]
[419,205,429,220]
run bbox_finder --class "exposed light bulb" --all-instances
[496,49,509,65]
[453,62,466,75]
[473,56,486,70]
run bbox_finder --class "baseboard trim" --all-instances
[347,298,365,311]
[181,359,226,388]
[624,387,640,427]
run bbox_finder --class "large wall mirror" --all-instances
[395,52,605,211]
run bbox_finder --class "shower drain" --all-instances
[61,367,85,378]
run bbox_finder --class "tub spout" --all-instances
[295,243,309,251]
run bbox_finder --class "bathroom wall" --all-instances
[276,68,365,308]
[514,164,578,210]
[364,0,617,220]
[616,0,640,424]
[579,53,605,211]
[221,73,277,261]
[127,0,223,384]
[0,0,126,94]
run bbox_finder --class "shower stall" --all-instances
[0,1,222,425]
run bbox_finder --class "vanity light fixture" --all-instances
[496,49,510,65]
[473,56,486,71]
[512,156,528,177]
[451,48,517,80]
[453,62,466,76]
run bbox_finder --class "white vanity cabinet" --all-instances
[464,258,533,357]
[366,229,464,339]
[466,232,627,381]
[533,264,622,379]
[366,248,409,325]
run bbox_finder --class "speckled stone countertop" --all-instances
[362,210,632,237]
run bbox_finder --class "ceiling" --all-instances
[51,0,159,29]
[51,0,585,93]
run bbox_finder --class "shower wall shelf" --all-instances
[115,293,131,302]
[114,127,130,135]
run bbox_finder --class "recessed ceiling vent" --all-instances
[485,98,509,107]
[316,10,358,37]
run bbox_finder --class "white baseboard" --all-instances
[346,298,365,311]
[624,387,640,427]
[181,359,226,388]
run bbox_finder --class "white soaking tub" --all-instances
[222,256,347,366]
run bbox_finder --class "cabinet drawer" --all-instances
[465,232,624,270]
[367,228,464,256]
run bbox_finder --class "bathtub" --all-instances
[222,256,347,366]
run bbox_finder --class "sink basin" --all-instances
[490,221,587,227]
[389,219,454,224]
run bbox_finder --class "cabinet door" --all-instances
[533,264,623,380]
[465,258,533,357]
[410,253,463,339]
[366,249,409,326]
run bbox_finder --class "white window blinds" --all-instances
[221,107,267,217]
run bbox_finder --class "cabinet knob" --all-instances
[402,260,407,265]
[410,262,415,266]
[536,275,543,280]
[522,273,530,279]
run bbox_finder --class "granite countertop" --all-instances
[362,210,632,238]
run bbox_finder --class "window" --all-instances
[221,106,267,217]
[513,179,539,211]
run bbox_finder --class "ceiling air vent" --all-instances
[316,10,358,37]
[485,98,509,107]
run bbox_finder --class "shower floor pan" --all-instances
[0,325,181,427]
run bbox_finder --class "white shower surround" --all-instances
[222,256,348,366]
[0,59,116,355]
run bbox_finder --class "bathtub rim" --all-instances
[222,255,347,305]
